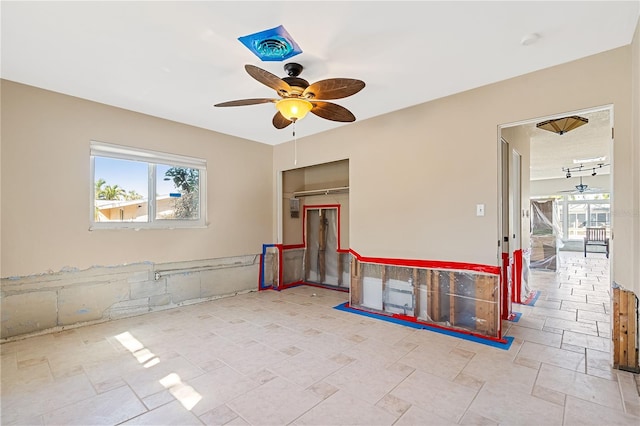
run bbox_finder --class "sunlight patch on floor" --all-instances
[114,331,159,368]
[160,373,202,411]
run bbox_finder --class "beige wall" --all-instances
[282,160,349,248]
[282,168,305,245]
[1,80,273,277]
[304,160,349,190]
[2,38,638,298]
[273,46,638,295]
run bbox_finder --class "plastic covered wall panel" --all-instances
[338,253,351,288]
[351,260,500,338]
[361,263,384,310]
[384,279,413,315]
[279,250,351,290]
[362,277,383,310]
[384,267,415,316]
[306,209,340,285]
[283,248,305,285]
[262,247,279,289]
[324,209,339,285]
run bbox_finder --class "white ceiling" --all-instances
[1,1,638,147]
[519,107,613,181]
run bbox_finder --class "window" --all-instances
[565,194,610,240]
[567,204,588,239]
[533,193,610,241]
[589,204,610,228]
[90,141,206,229]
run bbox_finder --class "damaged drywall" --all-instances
[0,254,260,340]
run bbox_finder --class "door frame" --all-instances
[497,104,615,350]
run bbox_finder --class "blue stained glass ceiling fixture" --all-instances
[238,25,302,62]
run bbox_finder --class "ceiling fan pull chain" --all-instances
[293,121,297,166]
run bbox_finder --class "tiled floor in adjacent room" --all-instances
[1,251,639,425]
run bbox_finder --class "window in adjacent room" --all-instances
[90,141,206,229]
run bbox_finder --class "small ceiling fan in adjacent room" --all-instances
[559,163,608,194]
[558,175,603,194]
[214,63,365,129]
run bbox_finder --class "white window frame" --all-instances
[90,141,207,230]
[562,196,610,241]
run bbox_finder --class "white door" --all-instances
[502,139,510,255]
[510,149,522,251]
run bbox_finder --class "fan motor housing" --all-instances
[283,76,309,93]
[282,63,308,95]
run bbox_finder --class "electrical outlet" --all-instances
[476,204,485,216]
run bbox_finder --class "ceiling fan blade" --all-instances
[303,78,365,100]
[310,101,356,122]
[272,111,293,129]
[214,98,275,107]
[245,64,292,96]
[558,187,604,194]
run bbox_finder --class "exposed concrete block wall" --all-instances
[0,254,259,340]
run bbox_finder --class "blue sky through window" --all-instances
[95,157,177,197]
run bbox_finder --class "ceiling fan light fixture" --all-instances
[275,98,313,121]
[536,115,588,135]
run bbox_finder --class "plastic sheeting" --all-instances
[281,246,351,288]
[305,208,342,287]
[384,267,415,316]
[274,208,351,289]
[521,249,531,299]
[338,253,351,288]
[282,248,305,285]
[261,246,279,289]
[530,199,563,271]
[353,262,500,338]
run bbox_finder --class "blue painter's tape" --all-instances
[333,303,514,350]
[260,243,277,291]
[526,291,541,306]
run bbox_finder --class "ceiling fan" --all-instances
[559,175,602,194]
[214,63,365,129]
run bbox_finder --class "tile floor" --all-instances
[1,251,639,425]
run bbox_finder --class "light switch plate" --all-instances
[476,204,485,216]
